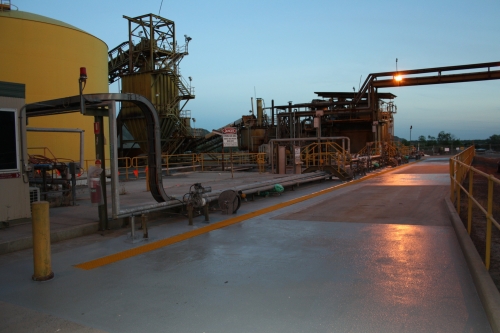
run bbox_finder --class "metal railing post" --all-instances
[457,161,461,215]
[485,176,494,270]
[449,159,455,202]
[467,169,473,235]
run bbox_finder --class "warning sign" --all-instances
[223,134,238,147]
[222,127,237,134]
[222,127,238,147]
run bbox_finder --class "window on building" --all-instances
[0,109,19,172]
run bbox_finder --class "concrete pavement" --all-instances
[0,157,498,332]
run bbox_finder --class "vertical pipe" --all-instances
[256,98,263,127]
[230,148,234,179]
[95,116,108,230]
[128,20,133,75]
[79,131,84,170]
[141,214,148,239]
[271,100,275,127]
[150,15,154,71]
[204,204,209,222]
[130,215,135,239]
[109,102,120,219]
[32,201,54,281]
[19,106,28,181]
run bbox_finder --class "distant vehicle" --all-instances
[475,148,486,154]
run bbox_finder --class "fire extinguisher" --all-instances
[90,177,101,204]
[88,164,103,205]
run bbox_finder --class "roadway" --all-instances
[0,157,495,332]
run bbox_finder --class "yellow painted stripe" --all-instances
[74,161,419,270]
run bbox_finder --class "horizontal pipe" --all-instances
[115,172,329,218]
[27,127,84,133]
[373,70,500,88]
[204,172,330,199]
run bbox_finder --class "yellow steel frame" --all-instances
[356,141,412,159]
[300,142,349,171]
[114,153,268,177]
[450,146,499,269]
[357,143,381,156]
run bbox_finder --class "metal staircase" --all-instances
[302,142,352,181]
[107,13,196,156]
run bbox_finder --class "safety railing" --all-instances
[125,152,267,179]
[42,152,267,181]
[450,145,499,269]
[82,157,131,179]
[357,143,380,157]
[301,142,349,169]
[28,147,58,161]
[195,152,264,171]
[357,141,411,158]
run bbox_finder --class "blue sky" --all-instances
[20,0,500,140]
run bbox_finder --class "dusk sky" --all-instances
[21,0,500,140]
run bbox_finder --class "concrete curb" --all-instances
[445,197,500,333]
[0,222,100,254]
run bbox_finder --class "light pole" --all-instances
[410,125,412,146]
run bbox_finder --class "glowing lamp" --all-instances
[394,74,402,82]
[80,67,87,81]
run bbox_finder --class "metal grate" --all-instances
[29,187,40,205]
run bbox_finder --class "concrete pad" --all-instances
[274,185,451,226]
[0,157,495,332]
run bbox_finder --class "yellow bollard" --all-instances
[32,201,54,281]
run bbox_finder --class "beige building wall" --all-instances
[0,95,31,222]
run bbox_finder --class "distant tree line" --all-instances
[400,132,500,153]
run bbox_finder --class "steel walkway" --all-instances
[0,157,495,332]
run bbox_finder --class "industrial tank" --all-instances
[0,8,109,166]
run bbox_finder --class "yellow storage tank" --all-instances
[0,8,109,168]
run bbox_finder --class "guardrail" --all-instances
[123,153,266,180]
[28,147,58,161]
[450,145,499,269]
[301,142,348,167]
[81,152,267,181]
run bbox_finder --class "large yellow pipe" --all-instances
[32,201,54,281]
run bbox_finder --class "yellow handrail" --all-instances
[450,146,499,269]
[301,142,348,171]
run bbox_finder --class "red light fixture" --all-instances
[80,67,87,81]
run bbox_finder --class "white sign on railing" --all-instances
[222,127,238,147]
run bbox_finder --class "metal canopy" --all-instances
[25,93,170,203]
